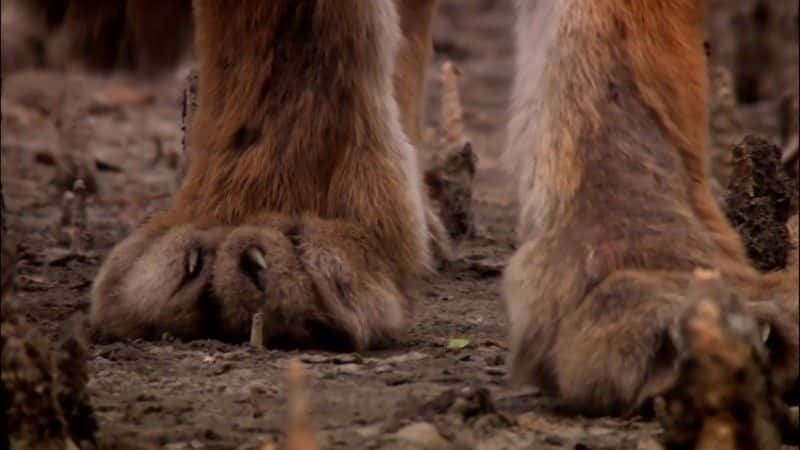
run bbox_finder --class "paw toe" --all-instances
[90,225,227,340]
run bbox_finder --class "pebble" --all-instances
[376,351,429,365]
[299,353,330,364]
[335,363,363,375]
[387,422,450,449]
[484,366,505,377]
[331,354,363,364]
[384,373,414,386]
[483,354,504,366]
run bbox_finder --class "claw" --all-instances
[187,247,202,276]
[246,247,268,270]
[760,323,771,344]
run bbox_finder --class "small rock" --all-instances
[384,373,414,386]
[466,258,503,278]
[483,367,505,377]
[636,438,664,450]
[377,352,429,365]
[165,443,189,450]
[164,441,204,450]
[483,354,504,366]
[331,354,363,365]
[585,426,615,436]
[335,364,363,375]
[375,365,392,374]
[725,135,796,271]
[387,422,450,449]
[449,386,495,418]
[354,423,383,438]
[299,354,330,364]
[205,362,233,376]
[479,339,507,350]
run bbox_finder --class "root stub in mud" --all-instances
[422,60,479,242]
[725,135,798,272]
[425,141,478,241]
[2,309,98,450]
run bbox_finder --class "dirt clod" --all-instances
[725,135,797,272]
[386,422,450,450]
[52,113,99,195]
[53,315,98,448]
[2,305,97,450]
[425,142,478,240]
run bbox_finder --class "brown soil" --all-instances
[1,1,797,449]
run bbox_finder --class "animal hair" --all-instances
[503,0,798,416]
[91,0,445,351]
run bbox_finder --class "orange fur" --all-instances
[622,1,746,262]
[394,0,438,145]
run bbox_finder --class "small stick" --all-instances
[68,179,91,254]
[250,312,264,350]
[60,191,76,227]
[72,179,88,230]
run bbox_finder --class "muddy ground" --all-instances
[2,1,798,449]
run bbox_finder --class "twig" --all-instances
[52,110,98,194]
[67,180,91,254]
[250,312,264,350]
